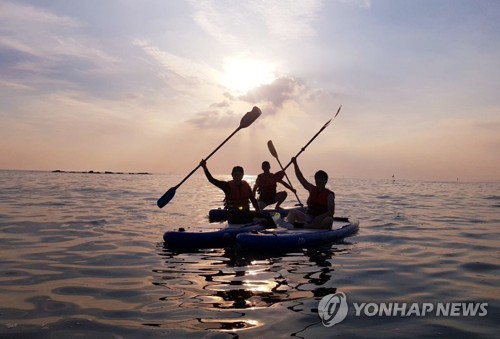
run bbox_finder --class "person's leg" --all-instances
[275,191,287,209]
[258,200,268,210]
[320,216,334,229]
[286,208,306,224]
[307,216,334,229]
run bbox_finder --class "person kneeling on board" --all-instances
[200,159,261,224]
[252,161,296,210]
[286,157,335,229]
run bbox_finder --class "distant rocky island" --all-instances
[52,170,151,175]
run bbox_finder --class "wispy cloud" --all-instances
[0,2,120,94]
[186,109,239,129]
[189,1,241,45]
[339,0,371,9]
[133,39,219,87]
[0,79,34,91]
[0,2,82,28]
[250,0,324,39]
[0,2,85,61]
[188,0,324,43]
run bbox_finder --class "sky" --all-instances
[1,0,499,181]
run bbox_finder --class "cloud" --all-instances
[339,0,371,9]
[188,0,324,44]
[134,40,218,83]
[251,0,324,39]
[189,1,241,45]
[209,100,231,108]
[0,2,86,61]
[239,76,306,113]
[0,1,82,28]
[186,109,238,129]
[0,79,34,91]
[0,1,119,96]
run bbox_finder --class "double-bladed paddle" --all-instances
[157,106,262,208]
[267,140,303,207]
[282,105,342,171]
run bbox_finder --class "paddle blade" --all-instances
[157,186,177,208]
[334,105,342,118]
[239,106,262,128]
[267,140,278,158]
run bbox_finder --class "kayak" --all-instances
[236,217,359,253]
[163,223,268,251]
[208,208,290,222]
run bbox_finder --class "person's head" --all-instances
[261,161,271,172]
[314,170,328,187]
[231,166,244,182]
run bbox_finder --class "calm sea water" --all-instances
[0,170,498,338]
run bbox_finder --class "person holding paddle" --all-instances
[200,159,260,224]
[253,161,296,210]
[286,157,335,229]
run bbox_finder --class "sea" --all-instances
[0,170,498,338]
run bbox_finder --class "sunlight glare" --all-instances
[220,57,276,94]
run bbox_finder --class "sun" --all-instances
[220,57,276,94]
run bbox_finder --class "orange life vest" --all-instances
[256,173,277,200]
[307,187,334,216]
[224,180,252,210]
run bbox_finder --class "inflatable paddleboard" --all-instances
[163,223,267,251]
[208,208,290,222]
[163,213,280,251]
[236,217,359,253]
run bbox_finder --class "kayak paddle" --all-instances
[283,105,342,171]
[267,140,303,207]
[157,106,262,208]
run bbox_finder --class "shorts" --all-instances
[258,193,277,205]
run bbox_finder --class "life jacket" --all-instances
[256,173,277,200]
[307,186,334,216]
[224,180,252,210]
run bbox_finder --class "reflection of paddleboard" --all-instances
[208,208,290,222]
[236,217,359,253]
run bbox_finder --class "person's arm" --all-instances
[250,192,260,211]
[277,178,296,193]
[252,175,260,196]
[328,192,335,216]
[291,157,313,191]
[200,159,226,191]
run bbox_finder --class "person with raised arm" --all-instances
[200,159,260,224]
[286,157,335,229]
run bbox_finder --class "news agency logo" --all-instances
[318,292,348,326]
[318,292,488,327]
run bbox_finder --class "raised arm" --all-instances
[200,159,226,191]
[291,157,313,191]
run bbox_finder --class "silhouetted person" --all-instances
[252,161,295,210]
[200,159,260,224]
[286,157,335,229]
